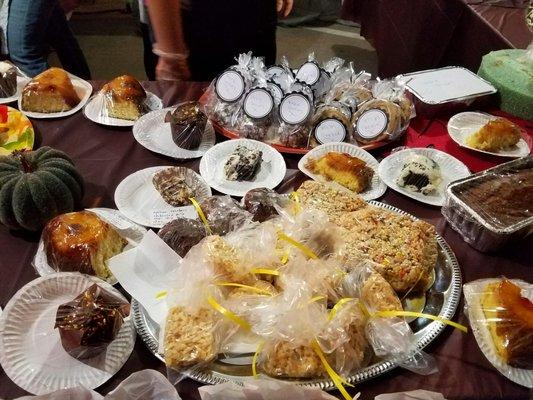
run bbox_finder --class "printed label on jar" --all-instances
[314,118,347,144]
[215,70,245,102]
[151,206,197,227]
[279,93,312,125]
[356,109,388,139]
[296,62,321,85]
[267,66,285,79]
[243,88,274,119]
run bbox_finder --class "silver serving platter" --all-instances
[132,201,462,389]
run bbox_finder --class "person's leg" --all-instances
[8,0,52,77]
[46,1,91,79]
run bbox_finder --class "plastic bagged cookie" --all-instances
[295,53,344,103]
[234,58,278,141]
[329,63,373,114]
[202,52,254,129]
[277,80,314,148]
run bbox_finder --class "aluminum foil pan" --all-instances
[132,201,462,389]
[442,156,533,252]
[400,66,497,118]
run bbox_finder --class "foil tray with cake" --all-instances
[200,52,415,154]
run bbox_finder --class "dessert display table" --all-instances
[0,81,531,400]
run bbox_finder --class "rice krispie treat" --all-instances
[361,272,403,312]
[261,341,325,378]
[296,180,367,218]
[164,307,217,371]
[337,206,437,294]
[204,236,257,285]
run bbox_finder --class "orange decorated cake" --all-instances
[101,75,146,120]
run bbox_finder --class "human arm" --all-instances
[146,0,191,80]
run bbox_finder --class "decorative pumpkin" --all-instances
[0,146,84,231]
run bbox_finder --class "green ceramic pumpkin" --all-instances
[0,146,84,231]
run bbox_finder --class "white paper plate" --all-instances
[18,72,93,119]
[378,148,470,207]
[83,91,163,127]
[114,166,212,228]
[199,138,286,197]
[0,75,30,105]
[33,208,146,285]
[0,272,136,395]
[447,112,530,158]
[298,142,387,201]
[133,106,215,159]
[464,278,533,388]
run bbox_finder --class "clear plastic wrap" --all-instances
[164,101,208,150]
[152,166,209,207]
[8,369,181,400]
[158,217,207,257]
[199,195,254,236]
[198,379,339,400]
[202,53,254,129]
[41,210,128,280]
[277,80,315,148]
[442,156,533,252]
[329,63,372,114]
[55,283,130,360]
[463,277,533,387]
[0,61,18,98]
[310,101,353,146]
[351,78,415,145]
[295,53,342,102]
[235,58,278,141]
[242,187,287,222]
[100,75,148,121]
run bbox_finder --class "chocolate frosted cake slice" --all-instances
[0,62,17,98]
[55,284,130,360]
[165,101,207,150]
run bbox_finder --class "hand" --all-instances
[277,0,294,17]
[155,57,191,81]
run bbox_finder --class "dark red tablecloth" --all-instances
[352,0,533,77]
[0,81,531,400]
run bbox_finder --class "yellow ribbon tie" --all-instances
[373,310,468,333]
[277,231,318,259]
[252,341,265,378]
[280,250,289,264]
[311,340,353,400]
[289,191,301,215]
[189,197,212,235]
[215,282,274,296]
[250,268,280,276]
[328,298,356,320]
[207,295,251,331]
[155,290,168,300]
[309,295,326,304]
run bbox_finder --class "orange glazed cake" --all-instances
[101,75,146,120]
[21,67,81,113]
[466,118,521,151]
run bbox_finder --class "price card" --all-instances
[280,93,312,125]
[296,62,321,85]
[356,109,388,140]
[314,118,347,144]
[243,88,274,119]
[215,70,245,102]
[150,206,198,227]
[90,208,132,230]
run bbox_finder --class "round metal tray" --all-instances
[132,201,462,389]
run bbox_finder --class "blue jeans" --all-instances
[7,0,91,79]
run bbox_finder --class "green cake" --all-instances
[478,49,533,120]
